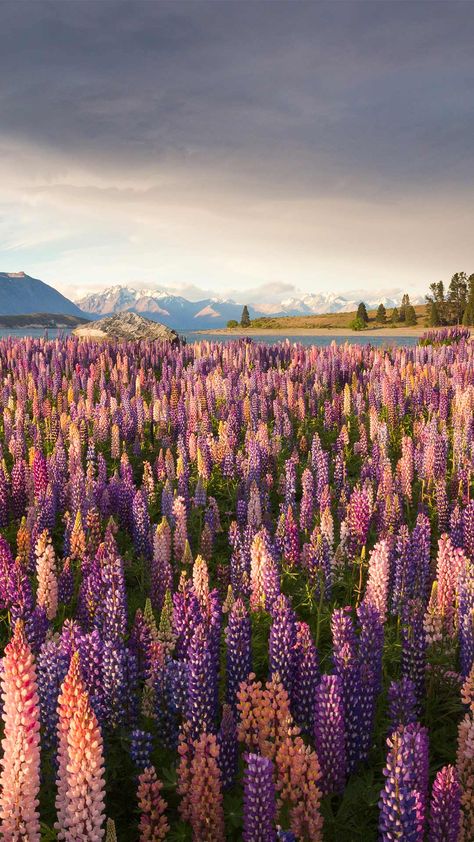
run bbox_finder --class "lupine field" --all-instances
[0,329,473,842]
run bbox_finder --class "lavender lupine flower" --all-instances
[243,753,276,842]
[387,678,418,730]
[217,704,238,791]
[102,639,127,731]
[299,468,315,533]
[313,674,346,795]
[225,598,252,708]
[429,765,462,842]
[293,621,320,732]
[132,489,152,558]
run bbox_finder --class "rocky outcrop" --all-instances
[73,311,180,343]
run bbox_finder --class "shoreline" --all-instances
[192,325,457,338]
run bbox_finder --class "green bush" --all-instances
[350,317,366,331]
[227,320,238,328]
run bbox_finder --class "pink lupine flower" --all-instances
[55,651,86,838]
[364,539,390,622]
[62,691,106,841]
[35,528,58,620]
[137,765,169,841]
[0,620,41,841]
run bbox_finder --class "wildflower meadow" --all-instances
[0,330,472,841]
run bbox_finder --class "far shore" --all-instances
[192,325,467,338]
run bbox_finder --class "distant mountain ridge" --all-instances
[76,285,424,329]
[0,272,84,317]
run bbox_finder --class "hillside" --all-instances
[249,303,428,330]
[0,272,84,317]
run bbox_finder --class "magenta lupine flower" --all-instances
[313,674,346,795]
[283,506,300,567]
[243,753,276,842]
[401,600,426,712]
[347,486,371,553]
[429,765,462,842]
[0,621,41,841]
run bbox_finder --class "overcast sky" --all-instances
[0,1,473,302]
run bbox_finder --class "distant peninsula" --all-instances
[0,313,89,329]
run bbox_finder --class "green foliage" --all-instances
[390,307,399,324]
[404,304,417,326]
[350,317,366,331]
[227,319,238,328]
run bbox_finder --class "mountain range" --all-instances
[0,273,424,329]
[76,285,424,329]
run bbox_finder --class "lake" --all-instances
[0,327,420,348]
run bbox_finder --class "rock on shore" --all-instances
[73,311,180,343]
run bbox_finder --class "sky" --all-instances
[0,0,473,304]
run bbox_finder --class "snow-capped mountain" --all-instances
[76,285,423,329]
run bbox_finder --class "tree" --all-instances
[356,302,369,324]
[404,305,417,326]
[240,306,250,328]
[350,317,366,331]
[462,273,474,325]
[391,307,399,324]
[426,281,448,325]
[399,293,411,322]
[376,303,386,324]
[447,271,468,324]
[428,300,441,327]
[227,320,238,329]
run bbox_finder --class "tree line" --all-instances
[353,295,417,330]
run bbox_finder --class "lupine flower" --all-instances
[314,674,346,794]
[61,690,106,840]
[137,765,169,841]
[225,598,252,707]
[35,529,58,620]
[187,731,225,842]
[379,723,429,842]
[243,753,276,842]
[429,765,462,842]
[0,621,41,841]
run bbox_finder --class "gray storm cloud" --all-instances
[0,1,473,297]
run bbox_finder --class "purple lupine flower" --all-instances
[217,704,238,791]
[130,729,154,771]
[187,622,218,739]
[401,600,426,713]
[102,639,127,731]
[243,753,276,842]
[429,765,462,842]
[331,607,363,773]
[314,674,346,795]
[37,638,69,753]
[457,559,474,676]
[225,598,252,708]
[293,621,320,732]
[387,678,418,730]
[379,724,429,842]
[269,595,296,698]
